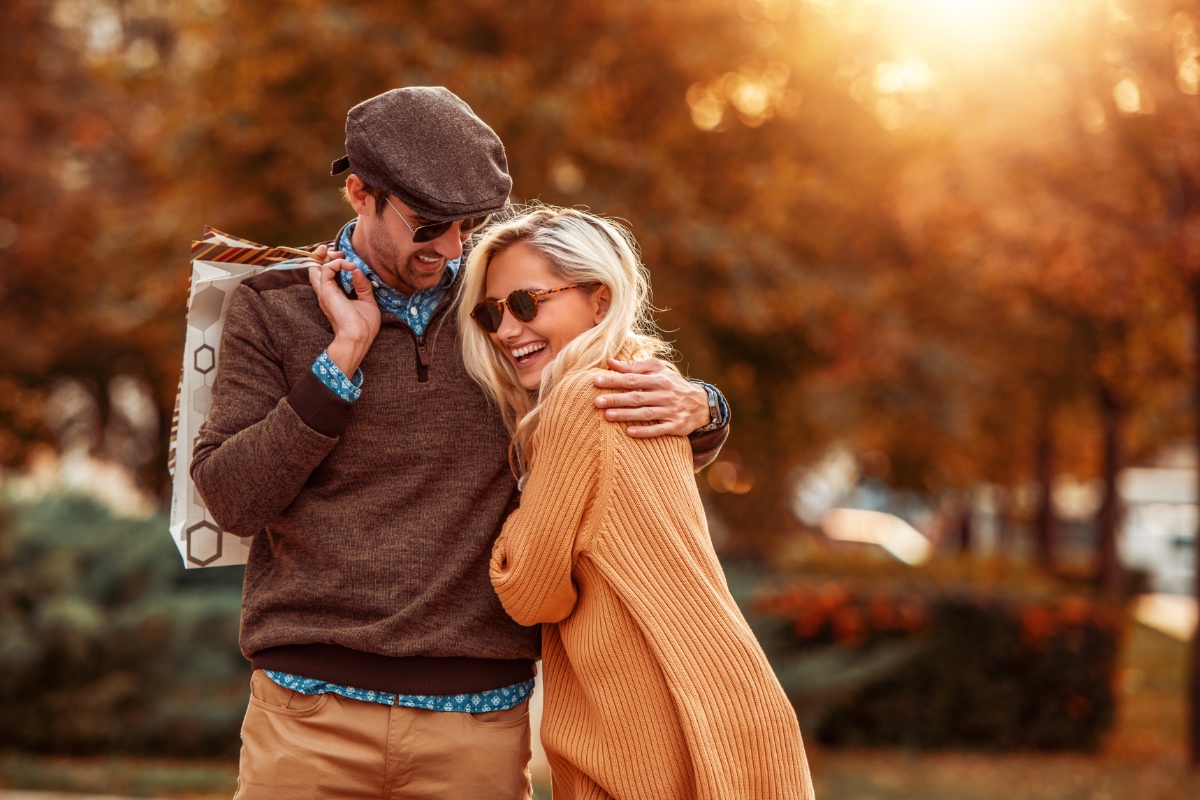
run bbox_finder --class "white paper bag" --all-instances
[167,228,318,568]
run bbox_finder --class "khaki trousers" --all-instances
[234,669,533,800]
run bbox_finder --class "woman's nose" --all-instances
[495,304,523,340]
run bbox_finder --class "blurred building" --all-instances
[1119,443,1197,596]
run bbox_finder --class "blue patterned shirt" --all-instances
[309,219,461,400]
[312,350,363,401]
[264,671,535,712]
[337,219,460,336]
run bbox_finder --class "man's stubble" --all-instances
[366,217,447,296]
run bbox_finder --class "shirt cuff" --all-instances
[312,350,364,403]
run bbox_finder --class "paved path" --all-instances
[1132,592,1197,641]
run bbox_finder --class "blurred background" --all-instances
[2,0,1200,797]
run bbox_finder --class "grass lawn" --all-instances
[0,623,1195,799]
[0,755,236,798]
[808,620,1199,800]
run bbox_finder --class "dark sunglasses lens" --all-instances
[412,221,453,243]
[507,290,538,322]
[472,301,503,333]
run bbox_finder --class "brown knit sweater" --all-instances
[491,369,814,800]
[191,262,730,696]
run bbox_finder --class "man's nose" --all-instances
[429,224,465,261]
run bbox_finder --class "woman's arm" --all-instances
[490,373,607,626]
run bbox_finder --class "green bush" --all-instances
[0,495,247,756]
[749,557,1125,751]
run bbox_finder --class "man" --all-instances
[192,87,729,800]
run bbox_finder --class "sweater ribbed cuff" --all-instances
[286,368,354,438]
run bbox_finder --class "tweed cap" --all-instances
[331,87,512,222]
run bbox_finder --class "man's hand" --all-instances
[311,244,344,265]
[308,259,381,376]
[594,358,710,438]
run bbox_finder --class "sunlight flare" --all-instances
[873,0,1041,49]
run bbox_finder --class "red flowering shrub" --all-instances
[754,580,1125,751]
[757,583,928,648]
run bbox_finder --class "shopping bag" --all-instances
[167,228,320,568]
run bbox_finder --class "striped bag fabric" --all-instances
[167,228,320,568]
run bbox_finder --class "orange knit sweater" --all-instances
[490,369,815,800]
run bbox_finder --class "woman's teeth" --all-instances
[512,342,547,362]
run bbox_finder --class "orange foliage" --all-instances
[0,0,1196,553]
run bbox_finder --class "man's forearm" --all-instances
[192,371,345,536]
[189,285,349,537]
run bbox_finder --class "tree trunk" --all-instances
[1095,383,1124,598]
[1034,412,1056,573]
[956,508,972,555]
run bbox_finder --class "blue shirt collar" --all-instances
[335,219,461,301]
[333,219,461,336]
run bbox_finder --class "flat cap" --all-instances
[331,87,511,221]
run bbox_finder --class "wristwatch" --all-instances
[693,382,723,433]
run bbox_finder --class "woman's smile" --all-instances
[511,341,549,365]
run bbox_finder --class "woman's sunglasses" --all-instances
[470,285,580,333]
[386,197,491,243]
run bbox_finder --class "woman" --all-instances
[458,207,814,800]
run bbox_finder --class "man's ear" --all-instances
[592,285,612,323]
[345,174,373,217]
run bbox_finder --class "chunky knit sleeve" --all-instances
[490,372,607,626]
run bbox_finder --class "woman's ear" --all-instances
[592,285,612,323]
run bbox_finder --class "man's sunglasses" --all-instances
[470,285,580,333]
[386,197,491,243]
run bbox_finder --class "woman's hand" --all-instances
[593,358,711,438]
[308,259,381,376]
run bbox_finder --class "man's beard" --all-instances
[367,221,444,295]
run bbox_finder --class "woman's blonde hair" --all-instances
[458,205,674,474]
